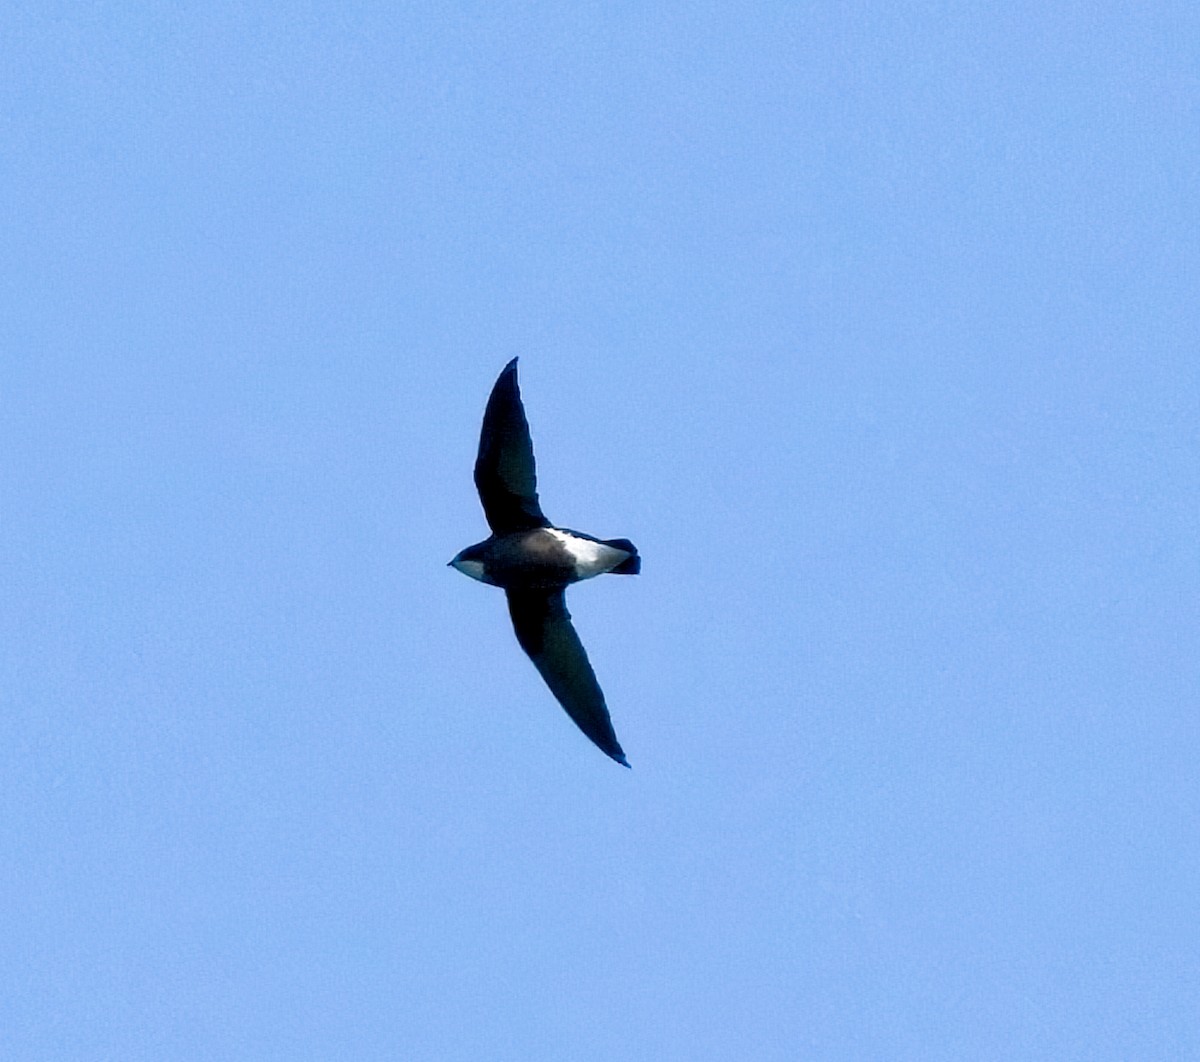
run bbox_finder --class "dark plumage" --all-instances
[449,359,639,766]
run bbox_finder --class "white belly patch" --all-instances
[547,528,629,580]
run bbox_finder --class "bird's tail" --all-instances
[604,538,640,575]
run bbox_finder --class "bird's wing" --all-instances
[474,358,550,533]
[505,588,629,766]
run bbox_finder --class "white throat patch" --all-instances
[450,557,487,582]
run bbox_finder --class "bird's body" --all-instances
[449,358,639,766]
[450,527,636,589]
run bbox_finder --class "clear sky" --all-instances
[3,3,1197,1059]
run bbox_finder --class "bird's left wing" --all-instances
[505,588,629,766]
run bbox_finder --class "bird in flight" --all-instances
[449,358,640,766]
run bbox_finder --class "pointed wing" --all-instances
[474,358,550,533]
[505,589,629,766]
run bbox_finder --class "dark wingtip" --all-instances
[614,753,631,768]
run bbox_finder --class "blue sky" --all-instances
[3,2,1197,1058]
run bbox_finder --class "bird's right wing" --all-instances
[505,588,629,766]
[474,358,550,533]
